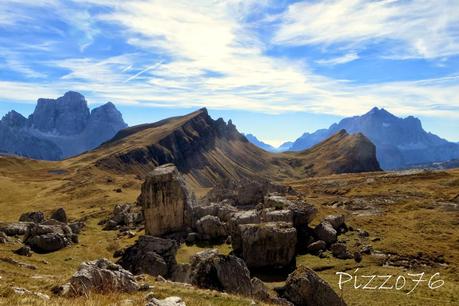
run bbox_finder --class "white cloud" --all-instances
[0,0,458,122]
[316,52,359,66]
[273,0,459,59]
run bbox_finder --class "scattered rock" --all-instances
[361,245,373,255]
[233,222,297,269]
[323,215,345,230]
[189,249,253,296]
[0,257,37,270]
[276,266,347,306]
[117,235,178,277]
[307,240,327,255]
[314,222,337,244]
[50,208,68,223]
[12,287,49,301]
[69,221,85,234]
[55,258,139,296]
[354,251,362,263]
[14,245,32,257]
[330,243,352,260]
[139,164,195,236]
[358,230,369,238]
[147,296,186,306]
[102,203,143,231]
[19,211,45,223]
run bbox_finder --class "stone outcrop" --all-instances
[54,258,139,296]
[276,266,346,306]
[117,235,178,278]
[189,249,253,296]
[232,222,297,269]
[23,222,73,253]
[330,243,352,259]
[138,164,194,236]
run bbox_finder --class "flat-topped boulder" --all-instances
[138,164,194,236]
[232,222,297,269]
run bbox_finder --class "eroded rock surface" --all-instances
[139,164,194,236]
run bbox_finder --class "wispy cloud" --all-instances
[316,52,359,66]
[0,0,457,122]
[273,0,459,59]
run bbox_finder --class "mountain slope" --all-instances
[289,107,459,169]
[0,92,127,160]
[74,109,381,188]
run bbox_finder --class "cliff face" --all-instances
[0,92,127,160]
[138,164,194,236]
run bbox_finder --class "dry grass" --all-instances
[0,153,458,305]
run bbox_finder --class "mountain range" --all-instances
[81,108,380,188]
[247,107,459,170]
[0,91,127,160]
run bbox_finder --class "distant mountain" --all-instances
[244,134,276,152]
[288,107,459,170]
[0,91,127,160]
[278,141,293,152]
[83,108,380,188]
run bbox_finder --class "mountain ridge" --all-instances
[287,107,459,169]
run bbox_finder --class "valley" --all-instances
[0,109,457,305]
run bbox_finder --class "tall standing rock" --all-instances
[138,164,194,236]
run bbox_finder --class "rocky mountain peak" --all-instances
[1,110,27,128]
[29,91,90,135]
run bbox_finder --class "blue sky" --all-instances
[0,0,458,146]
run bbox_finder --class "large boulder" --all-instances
[138,164,194,236]
[330,243,353,260]
[189,249,253,296]
[323,215,345,230]
[19,211,44,223]
[195,215,227,241]
[23,222,73,253]
[232,222,297,269]
[314,222,337,244]
[117,235,178,277]
[55,258,139,296]
[276,266,346,306]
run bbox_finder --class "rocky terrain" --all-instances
[286,107,459,170]
[0,91,127,160]
[0,109,457,305]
